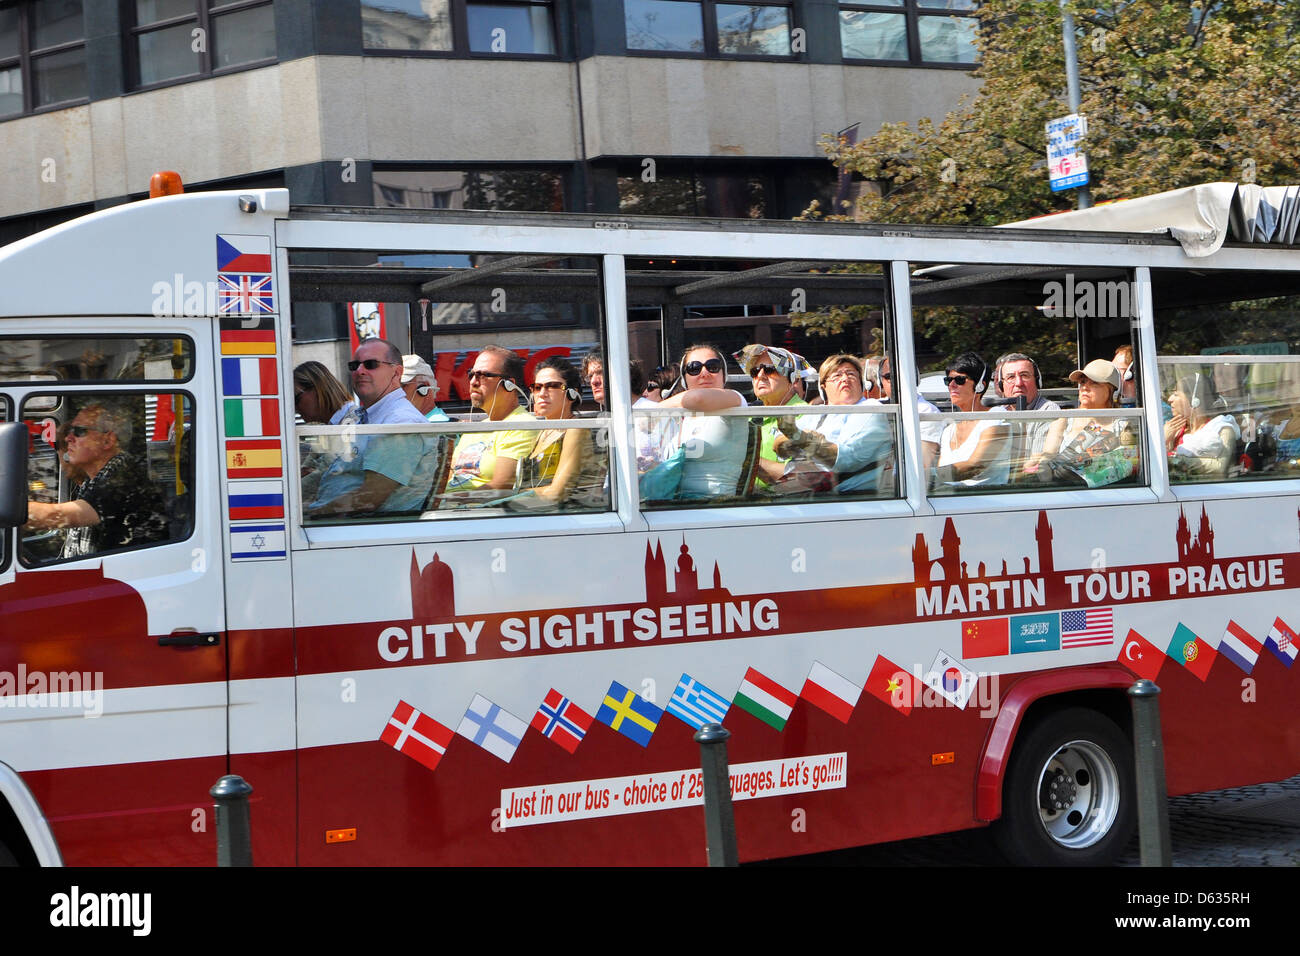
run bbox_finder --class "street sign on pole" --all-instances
[1046,113,1090,193]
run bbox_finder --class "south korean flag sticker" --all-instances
[924,650,977,710]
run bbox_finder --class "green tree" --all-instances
[795,0,1300,367]
[815,0,1300,227]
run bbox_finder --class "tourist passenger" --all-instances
[400,355,450,422]
[307,338,438,516]
[880,356,942,472]
[734,345,810,488]
[770,353,893,494]
[996,352,1060,478]
[446,345,537,492]
[1166,373,1240,477]
[582,351,606,410]
[935,353,1010,488]
[25,403,166,559]
[294,361,358,425]
[653,345,749,498]
[1027,359,1136,486]
[1112,345,1137,407]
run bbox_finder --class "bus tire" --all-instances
[0,840,18,866]
[994,707,1135,865]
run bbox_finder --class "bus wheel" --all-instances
[994,708,1135,865]
[0,841,17,866]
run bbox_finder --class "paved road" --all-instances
[765,774,1300,866]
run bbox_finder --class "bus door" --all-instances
[0,325,229,865]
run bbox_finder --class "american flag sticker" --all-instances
[217,273,274,315]
[1061,607,1114,648]
[229,522,286,561]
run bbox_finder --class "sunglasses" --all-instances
[467,370,504,381]
[683,358,724,376]
[67,425,103,438]
[943,374,971,387]
[348,359,396,372]
[748,364,781,378]
[529,381,566,394]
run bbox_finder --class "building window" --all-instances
[372,167,568,213]
[0,1,87,119]
[130,0,276,89]
[362,0,557,57]
[840,0,977,66]
[625,1,794,58]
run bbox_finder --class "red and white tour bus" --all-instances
[0,182,1297,865]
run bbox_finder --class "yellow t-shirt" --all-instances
[448,406,536,490]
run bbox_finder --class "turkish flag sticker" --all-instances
[1119,628,1165,682]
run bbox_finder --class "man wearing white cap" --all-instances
[401,355,450,422]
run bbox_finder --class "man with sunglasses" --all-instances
[308,338,436,517]
[446,345,536,493]
[25,403,165,560]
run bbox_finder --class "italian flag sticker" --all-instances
[224,398,280,438]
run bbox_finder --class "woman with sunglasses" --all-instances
[293,361,358,425]
[935,352,1011,488]
[653,344,750,498]
[516,357,605,508]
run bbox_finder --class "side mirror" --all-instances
[0,422,29,527]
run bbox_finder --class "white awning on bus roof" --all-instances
[1000,182,1300,257]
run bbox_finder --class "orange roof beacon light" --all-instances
[149,170,184,198]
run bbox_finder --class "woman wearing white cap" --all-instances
[1028,359,1136,486]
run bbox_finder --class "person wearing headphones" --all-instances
[514,356,607,509]
[400,355,450,422]
[769,353,894,495]
[1112,345,1138,406]
[936,352,1011,488]
[734,345,821,490]
[1166,372,1240,478]
[653,344,749,499]
[877,355,942,473]
[995,351,1061,480]
[1026,359,1137,487]
[446,345,536,493]
[307,338,437,516]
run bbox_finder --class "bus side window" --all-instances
[19,392,193,565]
[1152,268,1300,484]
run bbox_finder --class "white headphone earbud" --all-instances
[415,385,432,397]
[566,387,580,402]
[502,378,531,409]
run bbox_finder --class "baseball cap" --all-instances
[401,354,435,384]
[1069,359,1121,390]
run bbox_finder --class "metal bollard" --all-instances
[210,774,254,867]
[1127,680,1171,866]
[694,723,738,867]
